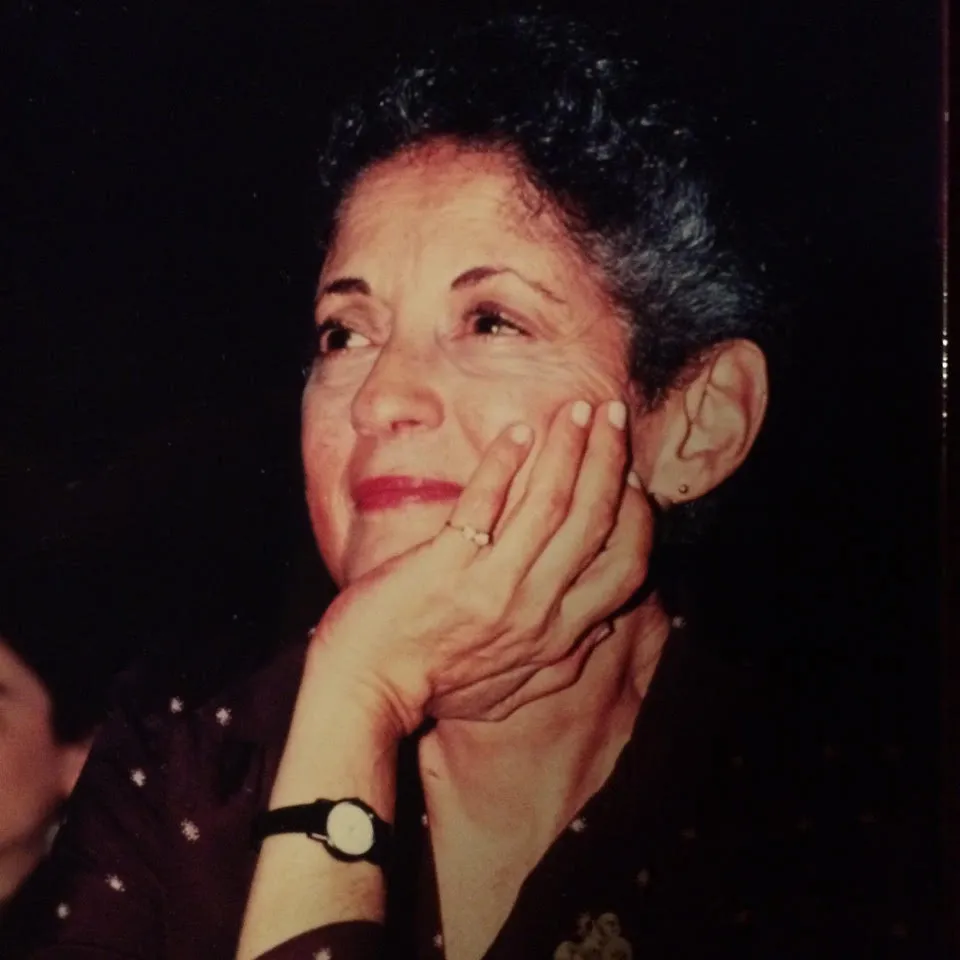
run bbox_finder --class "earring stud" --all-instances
[678,483,690,495]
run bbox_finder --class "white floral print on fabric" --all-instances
[105,874,125,892]
[55,903,70,919]
[569,816,587,833]
[180,819,200,842]
[555,912,632,960]
[215,706,232,727]
[130,768,146,787]
[313,949,332,960]
[169,697,184,714]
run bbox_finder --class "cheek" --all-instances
[445,338,623,394]
[0,729,64,832]
[462,358,628,530]
[463,352,625,448]
[301,385,354,557]
[458,341,624,428]
[458,375,561,451]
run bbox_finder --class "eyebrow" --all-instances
[451,266,566,304]
[316,277,370,303]
[315,266,565,306]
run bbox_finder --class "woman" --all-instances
[7,14,922,960]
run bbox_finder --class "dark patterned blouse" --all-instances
[4,618,942,959]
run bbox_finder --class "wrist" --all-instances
[269,643,405,814]
[303,630,420,740]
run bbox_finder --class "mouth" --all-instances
[352,475,464,513]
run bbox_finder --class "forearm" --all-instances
[235,641,401,960]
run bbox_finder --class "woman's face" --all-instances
[302,143,639,585]
[0,640,86,903]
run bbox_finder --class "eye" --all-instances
[469,306,528,339]
[315,320,373,357]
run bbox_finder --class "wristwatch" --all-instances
[252,797,392,867]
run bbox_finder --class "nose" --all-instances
[350,340,445,437]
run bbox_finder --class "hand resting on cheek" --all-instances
[309,396,653,734]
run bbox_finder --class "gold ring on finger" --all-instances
[445,521,492,547]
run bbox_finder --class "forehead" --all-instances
[324,143,598,285]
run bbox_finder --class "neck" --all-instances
[419,595,671,839]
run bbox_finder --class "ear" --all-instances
[632,339,769,506]
[56,734,94,798]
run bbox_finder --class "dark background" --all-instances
[0,0,945,915]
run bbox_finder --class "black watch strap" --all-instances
[252,798,392,868]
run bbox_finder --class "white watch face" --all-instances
[326,801,376,856]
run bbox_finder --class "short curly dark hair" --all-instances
[314,14,772,543]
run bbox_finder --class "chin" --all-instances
[340,510,447,583]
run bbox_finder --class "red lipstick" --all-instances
[352,476,464,512]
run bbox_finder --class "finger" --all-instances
[429,662,540,720]
[430,616,613,720]
[555,479,655,643]
[440,422,534,553]
[480,620,615,721]
[522,399,631,605]
[486,398,594,581]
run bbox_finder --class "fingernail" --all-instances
[510,423,533,444]
[627,470,643,489]
[607,401,627,430]
[571,400,592,427]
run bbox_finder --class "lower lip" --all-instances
[354,484,463,513]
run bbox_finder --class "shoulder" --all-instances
[100,632,310,792]
[106,627,307,736]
